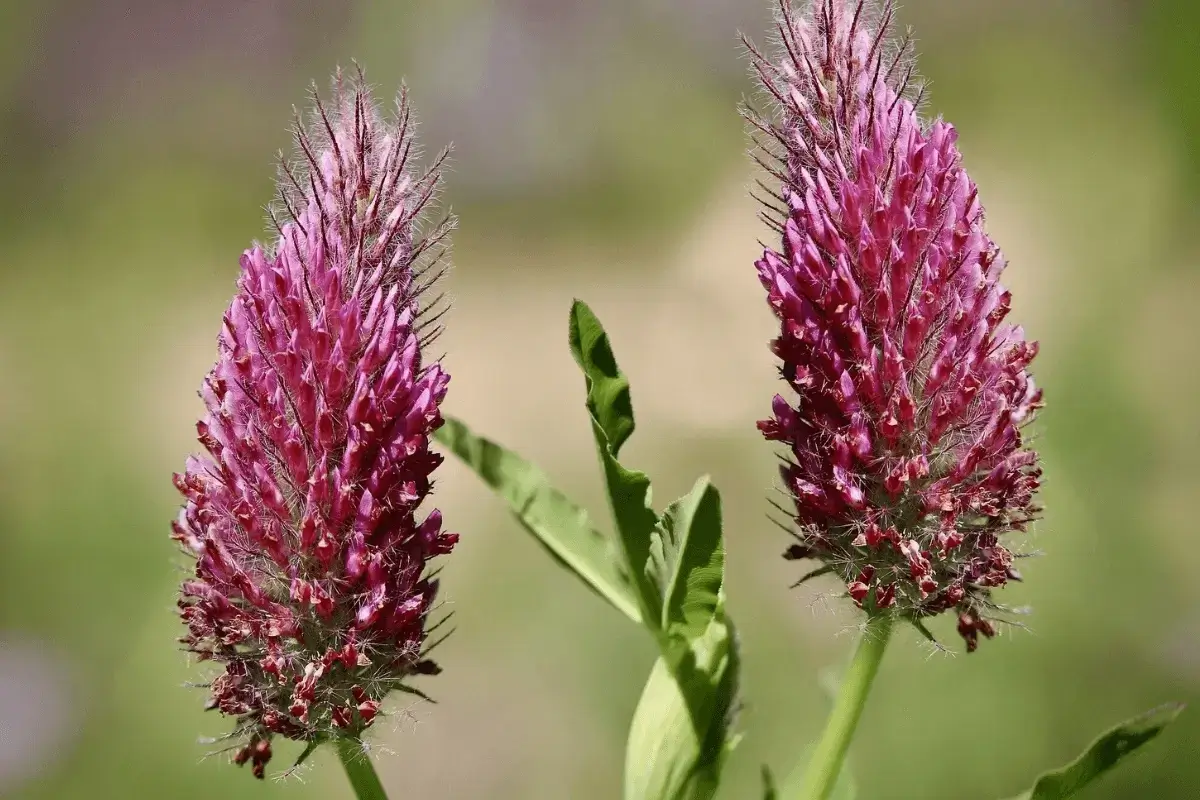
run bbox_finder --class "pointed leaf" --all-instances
[1008,703,1185,800]
[646,476,724,640]
[762,766,779,800]
[568,300,660,625]
[435,415,641,624]
[595,442,659,625]
[625,610,741,800]
[568,299,636,455]
[567,300,742,800]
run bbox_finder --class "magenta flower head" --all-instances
[746,1,1043,650]
[171,68,458,776]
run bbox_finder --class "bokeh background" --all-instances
[1,0,1198,797]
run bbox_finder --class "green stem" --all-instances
[335,736,390,800]
[798,613,895,800]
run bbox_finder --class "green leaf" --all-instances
[568,299,636,455]
[568,300,661,625]
[434,415,641,624]
[624,610,741,800]
[646,476,724,642]
[567,299,742,800]
[1008,703,1185,800]
[762,766,779,800]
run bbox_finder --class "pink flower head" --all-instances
[172,68,458,775]
[746,1,1042,650]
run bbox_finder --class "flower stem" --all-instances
[335,736,390,800]
[798,613,894,800]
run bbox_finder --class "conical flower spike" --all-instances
[172,68,458,776]
[746,0,1042,650]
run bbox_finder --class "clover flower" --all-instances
[746,1,1043,650]
[172,69,458,775]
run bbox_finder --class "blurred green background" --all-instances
[1,0,1197,797]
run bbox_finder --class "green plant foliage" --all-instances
[763,766,780,800]
[646,476,724,644]
[569,299,660,623]
[434,416,641,623]
[441,299,744,800]
[1008,703,1185,800]
[624,613,739,800]
[567,300,741,800]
